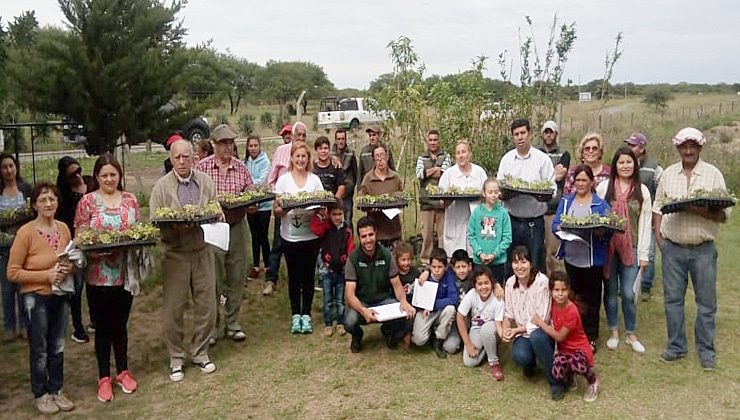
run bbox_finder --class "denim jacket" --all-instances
[552,192,612,267]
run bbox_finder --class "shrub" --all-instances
[260,112,273,128]
[238,114,256,135]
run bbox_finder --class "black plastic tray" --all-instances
[500,185,554,202]
[79,239,157,252]
[280,198,339,211]
[560,223,625,232]
[660,197,736,215]
[357,199,409,211]
[151,215,221,227]
[427,194,480,201]
[220,193,276,211]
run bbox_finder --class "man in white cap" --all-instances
[196,123,254,344]
[653,127,730,371]
[625,132,663,300]
[538,120,570,274]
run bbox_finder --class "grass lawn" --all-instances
[1,197,738,418]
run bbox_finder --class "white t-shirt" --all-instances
[496,147,556,218]
[457,289,505,329]
[438,163,488,256]
[275,172,325,242]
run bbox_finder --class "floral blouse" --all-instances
[74,191,140,286]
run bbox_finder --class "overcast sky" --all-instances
[3,0,739,89]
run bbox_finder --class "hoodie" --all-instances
[428,269,459,312]
[245,150,272,211]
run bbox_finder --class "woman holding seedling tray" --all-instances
[596,146,652,353]
[552,164,612,353]
[274,142,326,334]
[73,154,141,402]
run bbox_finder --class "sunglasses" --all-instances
[583,146,600,152]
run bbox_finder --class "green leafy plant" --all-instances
[154,201,222,220]
[76,222,159,246]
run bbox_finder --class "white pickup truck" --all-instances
[317,97,387,130]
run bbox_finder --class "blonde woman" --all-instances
[564,133,611,195]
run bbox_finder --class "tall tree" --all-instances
[8,0,192,154]
[256,60,335,117]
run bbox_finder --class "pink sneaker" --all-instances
[115,370,138,394]
[490,363,504,381]
[97,377,113,402]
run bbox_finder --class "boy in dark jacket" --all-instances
[411,248,459,358]
[310,202,355,337]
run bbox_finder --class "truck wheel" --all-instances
[186,126,207,142]
[349,119,360,130]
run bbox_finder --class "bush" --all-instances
[238,114,256,135]
[259,112,273,128]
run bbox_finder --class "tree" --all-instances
[7,0,194,154]
[643,88,673,110]
[256,61,335,117]
[8,10,39,47]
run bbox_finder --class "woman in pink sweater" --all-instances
[8,183,76,415]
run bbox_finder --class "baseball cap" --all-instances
[211,124,239,142]
[626,132,647,146]
[278,123,293,136]
[541,120,558,133]
[365,125,382,134]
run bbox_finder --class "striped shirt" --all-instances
[504,272,551,338]
[652,159,730,245]
[195,155,253,195]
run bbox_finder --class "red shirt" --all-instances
[195,155,253,194]
[551,300,594,366]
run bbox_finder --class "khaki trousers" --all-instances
[162,246,216,368]
[544,213,563,275]
[213,219,248,335]
[421,209,445,262]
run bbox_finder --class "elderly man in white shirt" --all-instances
[496,118,556,277]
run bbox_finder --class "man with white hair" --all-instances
[150,140,219,382]
[538,121,570,274]
[653,127,730,371]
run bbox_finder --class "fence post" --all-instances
[570,117,573,132]
[732,101,735,112]
[630,113,634,126]
[598,115,602,130]
[719,103,723,115]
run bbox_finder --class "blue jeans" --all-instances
[343,194,354,230]
[661,240,717,363]
[24,293,69,398]
[507,216,546,278]
[511,328,563,392]
[606,247,639,333]
[1,252,27,333]
[266,218,282,284]
[344,297,411,344]
[641,230,657,292]
[321,269,345,326]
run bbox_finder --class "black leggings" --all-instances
[282,239,320,316]
[86,285,133,379]
[564,263,603,342]
[247,210,271,267]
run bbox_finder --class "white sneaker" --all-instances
[262,282,274,296]
[606,336,619,350]
[194,360,216,374]
[169,366,184,382]
[625,336,646,353]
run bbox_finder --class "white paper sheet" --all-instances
[201,222,230,251]
[370,302,407,322]
[412,279,439,311]
[633,268,643,305]
[382,208,402,220]
[555,230,590,247]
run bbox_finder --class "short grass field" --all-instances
[1,94,740,418]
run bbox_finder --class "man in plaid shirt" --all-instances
[196,124,253,344]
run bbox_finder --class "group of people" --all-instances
[0,114,730,412]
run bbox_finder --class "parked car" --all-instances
[317,97,389,130]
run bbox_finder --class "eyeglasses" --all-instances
[374,154,387,161]
[583,146,600,152]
